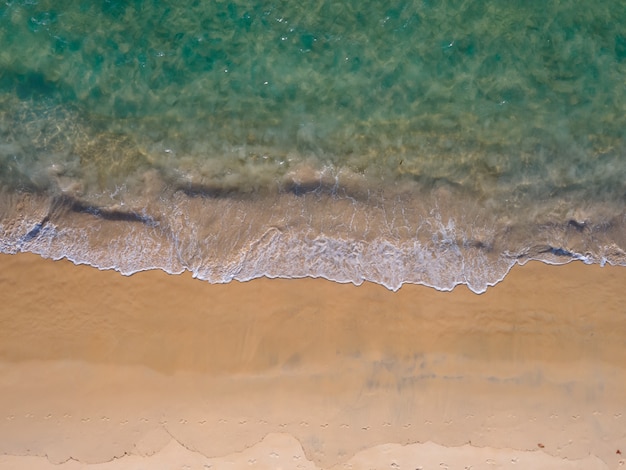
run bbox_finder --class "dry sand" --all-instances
[0,253,625,469]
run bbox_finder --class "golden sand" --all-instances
[0,253,625,469]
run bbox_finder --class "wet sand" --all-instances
[0,253,625,469]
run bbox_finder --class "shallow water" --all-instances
[1,0,625,291]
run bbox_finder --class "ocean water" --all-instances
[1,0,625,292]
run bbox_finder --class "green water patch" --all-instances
[1,0,625,166]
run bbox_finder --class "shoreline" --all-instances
[4,186,626,295]
[0,253,625,469]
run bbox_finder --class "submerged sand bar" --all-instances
[0,253,625,469]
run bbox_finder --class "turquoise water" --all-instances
[1,0,626,291]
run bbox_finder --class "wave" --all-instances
[2,170,625,293]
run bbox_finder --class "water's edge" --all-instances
[2,184,624,294]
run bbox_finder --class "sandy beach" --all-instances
[0,253,625,469]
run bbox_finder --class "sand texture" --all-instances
[0,253,625,469]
